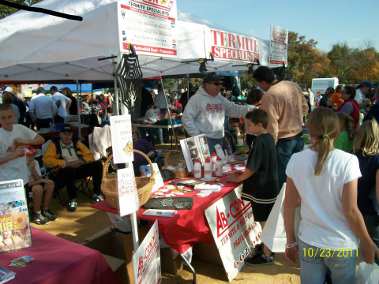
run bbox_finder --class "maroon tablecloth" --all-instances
[93,178,238,254]
[0,228,120,284]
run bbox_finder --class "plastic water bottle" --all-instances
[193,159,202,179]
[215,157,223,177]
[211,152,218,173]
[204,157,213,179]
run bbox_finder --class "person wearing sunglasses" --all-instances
[182,73,254,153]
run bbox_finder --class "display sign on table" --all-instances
[133,220,161,284]
[110,114,133,164]
[118,0,178,56]
[269,25,288,65]
[210,29,260,62]
[0,179,32,253]
[117,165,140,217]
[180,134,210,172]
[205,186,262,282]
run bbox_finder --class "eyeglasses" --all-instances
[210,82,223,86]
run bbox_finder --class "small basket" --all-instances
[101,149,155,209]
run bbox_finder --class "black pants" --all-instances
[53,160,103,200]
[54,115,65,124]
[36,118,53,129]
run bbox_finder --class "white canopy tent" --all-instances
[0,0,274,82]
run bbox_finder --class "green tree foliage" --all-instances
[0,0,42,19]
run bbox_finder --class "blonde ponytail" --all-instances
[307,108,339,176]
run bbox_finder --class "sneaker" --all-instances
[42,209,57,221]
[91,194,103,203]
[67,199,77,212]
[245,253,274,265]
[32,212,48,225]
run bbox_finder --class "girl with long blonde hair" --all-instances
[353,119,379,251]
[284,107,378,283]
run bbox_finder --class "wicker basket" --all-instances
[101,149,155,209]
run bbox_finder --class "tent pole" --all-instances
[160,77,177,148]
[76,80,82,139]
[112,57,120,115]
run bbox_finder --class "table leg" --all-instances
[180,253,197,284]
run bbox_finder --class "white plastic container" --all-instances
[193,159,202,179]
[215,157,223,177]
[204,157,213,179]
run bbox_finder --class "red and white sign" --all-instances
[118,0,177,56]
[210,29,260,62]
[133,220,161,284]
[269,25,288,65]
[205,186,262,282]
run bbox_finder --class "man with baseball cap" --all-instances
[182,73,254,152]
[43,124,103,211]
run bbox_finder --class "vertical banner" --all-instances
[133,220,161,284]
[210,29,260,62]
[0,179,32,253]
[205,186,262,282]
[269,25,288,65]
[117,165,139,216]
[110,114,133,164]
[118,0,177,56]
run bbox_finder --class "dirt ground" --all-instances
[33,195,300,283]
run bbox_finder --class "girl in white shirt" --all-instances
[284,107,378,284]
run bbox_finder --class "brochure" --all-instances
[0,180,32,253]
[180,134,210,172]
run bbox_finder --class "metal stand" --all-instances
[159,77,178,148]
[180,254,197,284]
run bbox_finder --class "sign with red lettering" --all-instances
[269,25,288,65]
[118,0,177,56]
[210,29,260,62]
[205,186,262,282]
[133,220,161,284]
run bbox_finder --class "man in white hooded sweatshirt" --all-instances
[182,73,254,152]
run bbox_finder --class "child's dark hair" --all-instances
[245,109,268,128]
[0,104,13,112]
[337,112,354,140]
[247,88,263,105]
[253,66,275,83]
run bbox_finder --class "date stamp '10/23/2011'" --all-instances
[303,247,358,258]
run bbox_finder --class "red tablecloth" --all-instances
[0,228,120,284]
[93,179,238,254]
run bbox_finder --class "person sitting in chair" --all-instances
[42,124,103,212]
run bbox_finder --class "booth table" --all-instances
[0,228,120,284]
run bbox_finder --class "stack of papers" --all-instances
[143,209,177,217]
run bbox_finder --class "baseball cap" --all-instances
[203,73,224,83]
[357,80,372,89]
[4,86,13,93]
[61,124,73,132]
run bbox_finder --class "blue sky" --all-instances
[177,0,379,52]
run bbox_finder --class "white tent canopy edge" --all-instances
[0,0,274,81]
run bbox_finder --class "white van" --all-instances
[311,77,339,95]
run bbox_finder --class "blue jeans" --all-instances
[298,240,357,284]
[207,137,224,154]
[276,135,304,189]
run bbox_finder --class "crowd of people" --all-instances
[1,69,379,281]
[180,67,379,282]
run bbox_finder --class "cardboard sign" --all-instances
[133,220,161,284]
[0,179,32,253]
[117,165,139,217]
[118,0,177,56]
[205,186,262,282]
[110,115,133,164]
[269,25,288,65]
